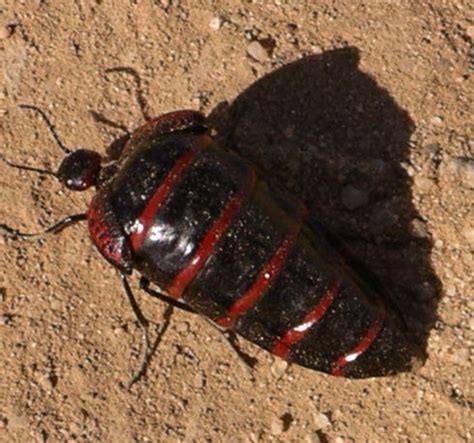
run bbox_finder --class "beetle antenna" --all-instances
[18,104,71,154]
[1,213,87,241]
[0,153,57,178]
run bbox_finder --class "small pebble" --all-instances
[413,176,435,193]
[341,185,369,210]
[446,157,474,188]
[271,358,288,377]
[466,25,474,39]
[270,417,284,435]
[175,321,190,334]
[311,45,323,54]
[430,116,443,126]
[247,41,270,62]
[461,226,474,247]
[0,314,12,326]
[312,412,331,430]
[194,371,206,389]
[37,373,56,391]
[0,23,15,40]
[209,17,221,31]
[409,218,430,239]
[450,348,470,366]
[445,286,456,297]
[305,432,322,443]
[400,161,416,177]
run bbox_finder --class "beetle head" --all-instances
[57,149,103,191]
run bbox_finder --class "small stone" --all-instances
[312,412,331,430]
[0,23,15,40]
[341,185,369,210]
[446,157,474,188]
[305,432,322,443]
[430,116,443,126]
[0,314,12,326]
[466,25,474,39]
[175,321,190,334]
[413,176,435,193]
[400,161,416,177]
[209,17,221,31]
[311,45,323,54]
[37,372,57,390]
[271,358,288,377]
[409,218,430,239]
[468,318,474,331]
[194,370,206,389]
[434,239,444,249]
[450,348,470,366]
[461,226,474,247]
[335,438,345,443]
[113,325,126,336]
[247,41,270,62]
[445,286,456,297]
[270,417,284,435]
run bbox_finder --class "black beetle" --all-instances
[1,103,423,386]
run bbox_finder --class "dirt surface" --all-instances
[1,1,472,442]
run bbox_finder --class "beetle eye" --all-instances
[57,149,102,191]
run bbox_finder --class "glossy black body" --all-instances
[89,118,421,378]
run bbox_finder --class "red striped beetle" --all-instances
[1,103,423,387]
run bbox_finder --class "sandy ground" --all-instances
[0,1,472,442]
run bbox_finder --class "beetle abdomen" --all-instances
[108,129,420,378]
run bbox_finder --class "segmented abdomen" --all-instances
[112,131,420,377]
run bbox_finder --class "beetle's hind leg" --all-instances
[206,323,259,373]
[139,277,197,313]
[139,277,257,373]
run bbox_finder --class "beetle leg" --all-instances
[104,67,152,121]
[89,111,131,161]
[119,272,152,389]
[139,278,257,372]
[205,321,258,372]
[1,213,87,241]
[139,277,197,313]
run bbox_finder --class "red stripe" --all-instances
[129,135,210,251]
[331,303,386,377]
[217,205,306,329]
[167,170,257,299]
[271,276,343,359]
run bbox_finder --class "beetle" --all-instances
[1,103,423,386]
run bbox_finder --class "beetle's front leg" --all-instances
[118,272,152,389]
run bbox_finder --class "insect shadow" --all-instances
[210,46,441,355]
